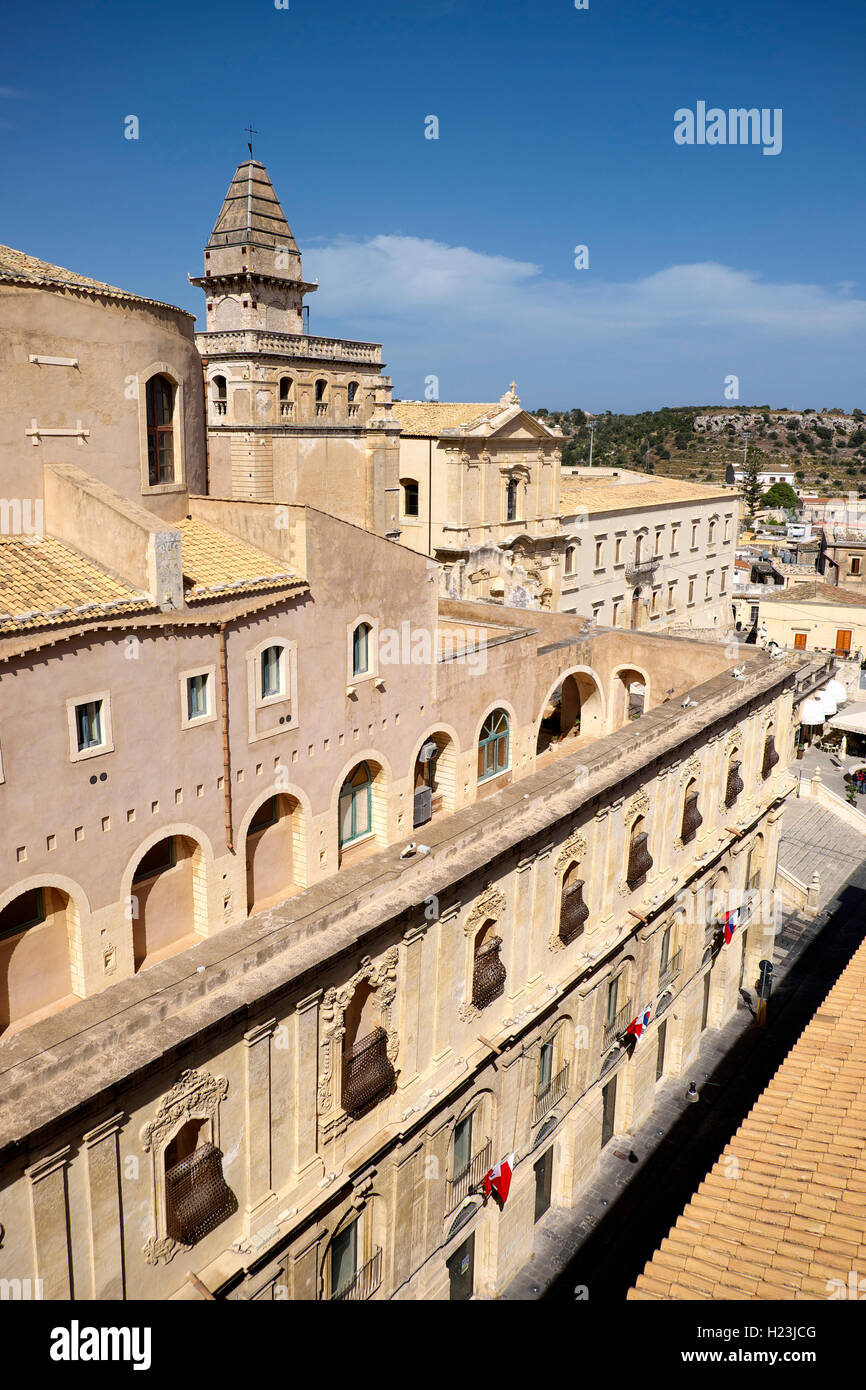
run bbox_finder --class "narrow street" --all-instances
[502,801,866,1302]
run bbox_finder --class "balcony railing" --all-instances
[196,328,383,364]
[762,736,780,779]
[330,1247,382,1301]
[212,400,227,416]
[625,555,661,586]
[447,1137,492,1212]
[681,794,703,845]
[472,937,506,1010]
[603,998,634,1049]
[626,833,653,890]
[347,403,360,417]
[165,1143,237,1247]
[341,1026,395,1116]
[658,948,682,992]
[559,880,589,944]
[725,760,744,808]
[280,401,293,418]
[315,402,328,417]
[534,1063,570,1122]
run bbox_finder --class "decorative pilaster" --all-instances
[295,990,322,1176]
[83,1114,126,1300]
[244,1018,278,1224]
[26,1146,72,1300]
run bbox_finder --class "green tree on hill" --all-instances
[761,481,799,511]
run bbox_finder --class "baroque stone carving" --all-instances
[317,948,399,1115]
[624,790,650,827]
[679,754,702,785]
[141,1068,228,1153]
[554,829,587,874]
[462,885,506,936]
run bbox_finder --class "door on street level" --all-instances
[447,1233,475,1301]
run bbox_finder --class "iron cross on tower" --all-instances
[245,124,259,157]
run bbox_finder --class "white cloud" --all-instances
[303,234,866,409]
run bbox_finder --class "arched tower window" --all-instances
[145,374,175,485]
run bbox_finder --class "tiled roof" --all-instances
[206,161,298,252]
[390,401,502,436]
[0,537,154,634]
[560,475,734,515]
[763,581,866,608]
[629,933,866,1301]
[0,244,191,316]
[178,518,302,601]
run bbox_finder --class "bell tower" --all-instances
[190,159,317,334]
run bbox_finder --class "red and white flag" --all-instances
[482,1154,515,1205]
[626,1003,653,1043]
[722,907,742,945]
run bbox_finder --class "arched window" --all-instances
[564,545,577,576]
[279,376,293,417]
[447,1105,491,1213]
[761,727,780,780]
[401,479,419,518]
[211,375,227,416]
[681,778,703,844]
[352,622,371,677]
[506,477,519,522]
[341,980,395,1117]
[339,762,372,846]
[725,752,744,808]
[559,862,588,944]
[145,374,175,485]
[347,381,359,403]
[478,708,510,781]
[626,815,653,890]
[163,1119,236,1248]
[471,921,506,1009]
[315,378,328,414]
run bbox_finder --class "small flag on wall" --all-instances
[626,1004,653,1043]
[482,1154,515,1205]
[722,907,742,945]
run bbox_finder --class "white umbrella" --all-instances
[816,689,838,718]
[825,678,847,706]
[800,697,825,725]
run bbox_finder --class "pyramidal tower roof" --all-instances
[206,160,299,253]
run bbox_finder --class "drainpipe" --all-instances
[218,621,234,852]
[428,437,433,558]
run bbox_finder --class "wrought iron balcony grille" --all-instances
[447,1138,492,1212]
[330,1247,382,1301]
[472,936,507,1009]
[165,1143,237,1247]
[534,1063,570,1122]
[626,832,653,890]
[559,880,589,944]
[762,736,780,780]
[681,793,703,845]
[658,947,682,992]
[603,998,634,1049]
[625,556,660,586]
[341,1026,395,1116]
[725,760,744,808]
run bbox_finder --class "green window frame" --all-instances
[452,1113,473,1180]
[477,709,510,781]
[538,1039,554,1094]
[330,1219,358,1297]
[339,762,373,846]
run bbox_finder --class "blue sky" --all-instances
[3,0,865,412]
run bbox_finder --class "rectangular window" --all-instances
[720,567,728,594]
[687,578,695,605]
[671,524,680,553]
[611,601,620,627]
[594,539,604,567]
[705,572,713,598]
[750,604,760,625]
[650,588,659,614]
[538,1040,554,1094]
[76,699,103,751]
[655,1019,667,1083]
[691,521,699,548]
[701,972,711,1031]
[615,537,623,565]
[606,977,619,1026]
[448,1233,475,1301]
[851,557,862,576]
[186,673,209,720]
[601,1076,617,1148]
[724,515,732,542]
[659,926,671,974]
[667,582,676,610]
[534,1148,553,1223]
[330,1219,358,1298]
[654,529,663,556]
[453,1115,472,1179]
[261,646,282,699]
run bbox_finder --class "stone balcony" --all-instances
[196,328,383,366]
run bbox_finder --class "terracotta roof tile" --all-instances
[0,536,154,634]
[177,518,304,601]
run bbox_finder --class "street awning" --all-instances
[828,704,866,735]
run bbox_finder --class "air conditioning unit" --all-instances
[413,787,433,827]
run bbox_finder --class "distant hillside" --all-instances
[532,405,866,494]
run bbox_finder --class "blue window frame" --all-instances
[352,623,371,678]
[339,762,372,846]
[261,645,282,699]
[75,700,103,751]
[477,708,510,781]
[186,673,209,720]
